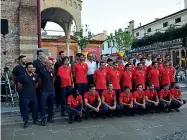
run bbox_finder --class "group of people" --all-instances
[12,50,186,128]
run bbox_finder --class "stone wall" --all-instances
[1,0,20,69]
[1,0,38,70]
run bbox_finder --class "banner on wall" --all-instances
[84,47,101,61]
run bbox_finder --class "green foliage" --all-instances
[107,28,133,51]
[74,25,92,51]
[132,23,187,48]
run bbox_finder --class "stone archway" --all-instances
[40,0,81,31]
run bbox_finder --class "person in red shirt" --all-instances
[73,53,88,96]
[101,82,118,118]
[140,58,147,73]
[94,61,107,96]
[119,86,134,116]
[117,56,125,73]
[127,57,136,74]
[121,64,133,90]
[159,61,170,87]
[67,88,83,124]
[145,83,159,113]
[165,54,170,62]
[105,58,113,73]
[148,62,160,92]
[84,84,101,119]
[157,58,164,71]
[58,57,74,116]
[170,82,186,111]
[133,84,146,115]
[133,63,146,89]
[158,84,172,112]
[147,57,157,74]
[169,61,175,84]
[107,62,121,102]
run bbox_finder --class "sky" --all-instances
[44,0,185,36]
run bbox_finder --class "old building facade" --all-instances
[1,0,82,69]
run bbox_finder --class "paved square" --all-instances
[1,104,187,140]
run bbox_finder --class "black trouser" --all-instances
[170,99,186,109]
[87,75,94,87]
[36,87,41,112]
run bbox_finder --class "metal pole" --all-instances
[37,0,41,48]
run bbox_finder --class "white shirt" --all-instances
[86,60,97,75]
[123,61,128,66]
[135,59,140,66]
[145,59,152,66]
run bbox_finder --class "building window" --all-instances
[175,17,181,23]
[163,22,168,27]
[147,28,151,32]
[136,32,139,36]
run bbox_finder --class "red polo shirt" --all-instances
[169,66,175,83]
[159,68,170,86]
[148,69,160,87]
[158,63,164,71]
[94,69,107,89]
[119,92,133,104]
[170,88,181,99]
[102,89,116,104]
[133,70,146,89]
[105,66,113,73]
[121,71,132,90]
[118,64,125,72]
[73,62,88,83]
[158,89,171,99]
[67,95,83,107]
[58,66,72,87]
[131,65,137,75]
[107,69,121,89]
[147,65,153,74]
[145,89,157,100]
[84,91,100,104]
[133,91,145,103]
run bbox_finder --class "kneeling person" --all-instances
[17,62,40,128]
[145,83,159,113]
[170,82,186,112]
[158,84,172,112]
[133,84,146,115]
[84,84,101,119]
[67,88,83,124]
[119,86,134,116]
[101,82,117,118]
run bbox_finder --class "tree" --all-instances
[74,24,92,51]
[107,28,133,51]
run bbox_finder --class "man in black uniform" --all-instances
[12,55,27,116]
[54,51,65,108]
[33,50,44,112]
[54,51,65,70]
[33,50,44,74]
[39,60,55,126]
[17,62,40,128]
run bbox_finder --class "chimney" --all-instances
[155,18,159,21]
[185,0,187,8]
[139,23,141,27]
[129,20,134,30]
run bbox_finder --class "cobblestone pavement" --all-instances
[151,131,187,140]
[1,104,187,140]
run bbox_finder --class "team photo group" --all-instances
[13,50,186,128]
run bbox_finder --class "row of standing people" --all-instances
[11,50,182,127]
